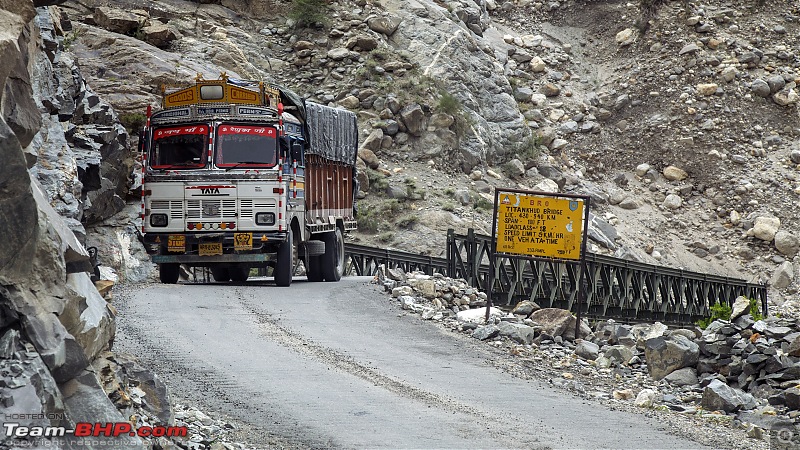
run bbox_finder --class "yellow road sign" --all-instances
[167,235,185,253]
[495,193,585,260]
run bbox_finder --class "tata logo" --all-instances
[201,188,220,195]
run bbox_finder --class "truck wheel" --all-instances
[230,266,249,282]
[321,228,344,282]
[211,267,230,282]
[159,263,180,284]
[305,255,323,282]
[274,230,293,287]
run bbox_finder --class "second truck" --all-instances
[139,74,358,286]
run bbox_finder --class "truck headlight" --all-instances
[255,212,275,226]
[150,213,168,227]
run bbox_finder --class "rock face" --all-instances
[0,4,130,443]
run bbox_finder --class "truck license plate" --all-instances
[234,233,253,251]
[199,243,223,256]
[167,235,185,252]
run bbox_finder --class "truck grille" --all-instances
[187,199,237,219]
[239,199,276,218]
[150,200,183,219]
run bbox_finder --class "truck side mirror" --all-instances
[291,142,303,165]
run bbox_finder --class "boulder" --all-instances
[511,300,540,317]
[399,103,426,137]
[530,308,573,338]
[496,322,536,345]
[574,340,600,360]
[358,146,381,168]
[630,322,667,349]
[93,6,142,35]
[663,165,688,181]
[748,216,781,242]
[701,379,757,413]
[472,324,500,340]
[771,262,794,289]
[141,22,181,48]
[730,296,751,320]
[774,231,800,257]
[367,15,401,36]
[604,345,635,365]
[663,367,699,386]
[644,335,699,380]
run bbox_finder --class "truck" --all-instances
[139,74,358,285]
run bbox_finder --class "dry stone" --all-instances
[644,335,699,380]
[748,216,781,242]
[701,379,756,413]
[530,308,573,337]
[663,165,688,181]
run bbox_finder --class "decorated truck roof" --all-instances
[155,73,358,166]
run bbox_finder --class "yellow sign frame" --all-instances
[233,233,253,251]
[494,191,588,261]
[199,242,223,256]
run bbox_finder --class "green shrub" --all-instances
[748,297,763,322]
[438,91,461,116]
[366,169,389,194]
[120,113,147,134]
[473,195,494,211]
[442,201,456,212]
[397,215,418,229]
[696,301,732,329]
[516,136,542,162]
[356,203,382,233]
[289,0,328,27]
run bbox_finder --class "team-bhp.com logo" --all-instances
[4,422,188,439]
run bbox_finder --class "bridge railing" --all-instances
[343,229,767,324]
[444,229,768,324]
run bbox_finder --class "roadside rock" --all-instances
[701,379,757,413]
[644,335,699,380]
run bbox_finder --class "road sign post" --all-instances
[486,189,590,337]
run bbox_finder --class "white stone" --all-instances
[456,307,504,323]
[530,56,546,73]
[634,389,659,408]
[635,163,651,177]
[663,165,688,181]
[533,179,559,193]
[663,194,682,210]
[615,28,635,46]
[747,216,781,242]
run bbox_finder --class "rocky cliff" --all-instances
[0,2,154,447]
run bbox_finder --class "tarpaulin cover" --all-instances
[303,101,358,166]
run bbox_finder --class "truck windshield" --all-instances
[150,125,208,169]
[215,124,277,168]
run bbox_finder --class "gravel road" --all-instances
[114,276,710,449]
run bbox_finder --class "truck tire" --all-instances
[305,255,323,282]
[274,231,293,287]
[321,228,344,282]
[303,240,325,256]
[211,267,230,282]
[159,263,180,284]
[230,266,249,282]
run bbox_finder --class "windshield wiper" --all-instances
[224,161,271,171]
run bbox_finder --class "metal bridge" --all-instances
[345,228,768,325]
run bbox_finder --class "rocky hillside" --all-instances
[1,0,799,445]
[41,0,798,315]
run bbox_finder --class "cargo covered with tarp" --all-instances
[302,101,358,166]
